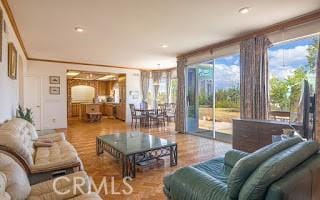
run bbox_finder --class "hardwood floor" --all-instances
[62,118,231,200]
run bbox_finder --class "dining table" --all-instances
[134,108,158,127]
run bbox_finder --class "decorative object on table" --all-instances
[282,128,295,137]
[49,76,60,84]
[8,43,17,80]
[16,105,34,124]
[49,86,60,95]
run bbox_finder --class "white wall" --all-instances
[0,2,28,123]
[26,60,141,129]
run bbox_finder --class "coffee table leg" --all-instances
[122,154,136,178]
[122,154,127,177]
[96,138,102,155]
[170,145,178,166]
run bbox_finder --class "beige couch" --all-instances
[0,118,82,183]
[0,152,101,200]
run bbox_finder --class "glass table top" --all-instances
[97,132,176,155]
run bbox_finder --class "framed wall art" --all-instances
[49,76,60,84]
[8,42,17,80]
[49,86,60,95]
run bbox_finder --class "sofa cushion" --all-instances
[193,157,232,184]
[33,140,79,171]
[239,141,319,200]
[28,171,90,200]
[265,152,320,200]
[0,153,31,199]
[224,149,249,168]
[0,172,10,200]
[228,137,302,199]
[164,166,229,200]
[38,132,66,142]
[25,120,38,141]
[0,119,35,164]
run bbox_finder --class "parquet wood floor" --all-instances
[60,118,231,199]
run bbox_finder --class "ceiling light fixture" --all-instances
[74,27,85,33]
[238,7,251,14]
[161,44,168,48]
[97,75,115,81]
[66,71,80,76]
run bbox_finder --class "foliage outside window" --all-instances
[268,36,319,116]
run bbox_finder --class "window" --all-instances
[157,74,167,105]
[169,78,177,103]
[268,35,319,121]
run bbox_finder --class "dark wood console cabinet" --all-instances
[232,119,302,152]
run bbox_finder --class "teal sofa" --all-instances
[163,137,320,200]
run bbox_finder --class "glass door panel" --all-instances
[214,54,240,142]
[186,67,198,133]
[186,62,214,138]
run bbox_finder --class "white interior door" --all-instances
[24,76,41,130]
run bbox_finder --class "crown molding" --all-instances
[1,0,28,58]
[28,57,145,70]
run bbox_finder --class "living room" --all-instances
[0,0,320,200]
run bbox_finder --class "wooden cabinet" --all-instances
[71,103,81,117]
[105,81,116,96]
[100,104,114,116]
[116,75,126,121]
[232,119,303,152]
[97,81,107,96]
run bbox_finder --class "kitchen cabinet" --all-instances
[97,81,107,96]
[100,104,114,116]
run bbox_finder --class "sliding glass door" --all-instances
[186,61,214,138]
[185,54,240,142]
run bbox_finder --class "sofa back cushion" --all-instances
[228,137,302,199]
[0,118,36,165]
[239,140,319,200]
[0,153,31,199]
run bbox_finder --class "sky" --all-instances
[195,35,318,90]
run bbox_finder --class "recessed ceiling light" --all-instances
[238,7,251,14]
[161,44,168,48]
[74,27,84,32]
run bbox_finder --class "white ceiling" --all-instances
[8,0,320,69]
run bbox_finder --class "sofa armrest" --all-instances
[38,132,65,142]
[163,166,228,200]
[224,149,249,168]
[28,171,90,200]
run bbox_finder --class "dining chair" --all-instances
[166,103,176,123]
[129,104,146,128]
[150,107,166,127]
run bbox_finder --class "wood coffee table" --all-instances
[96,132,178,178]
